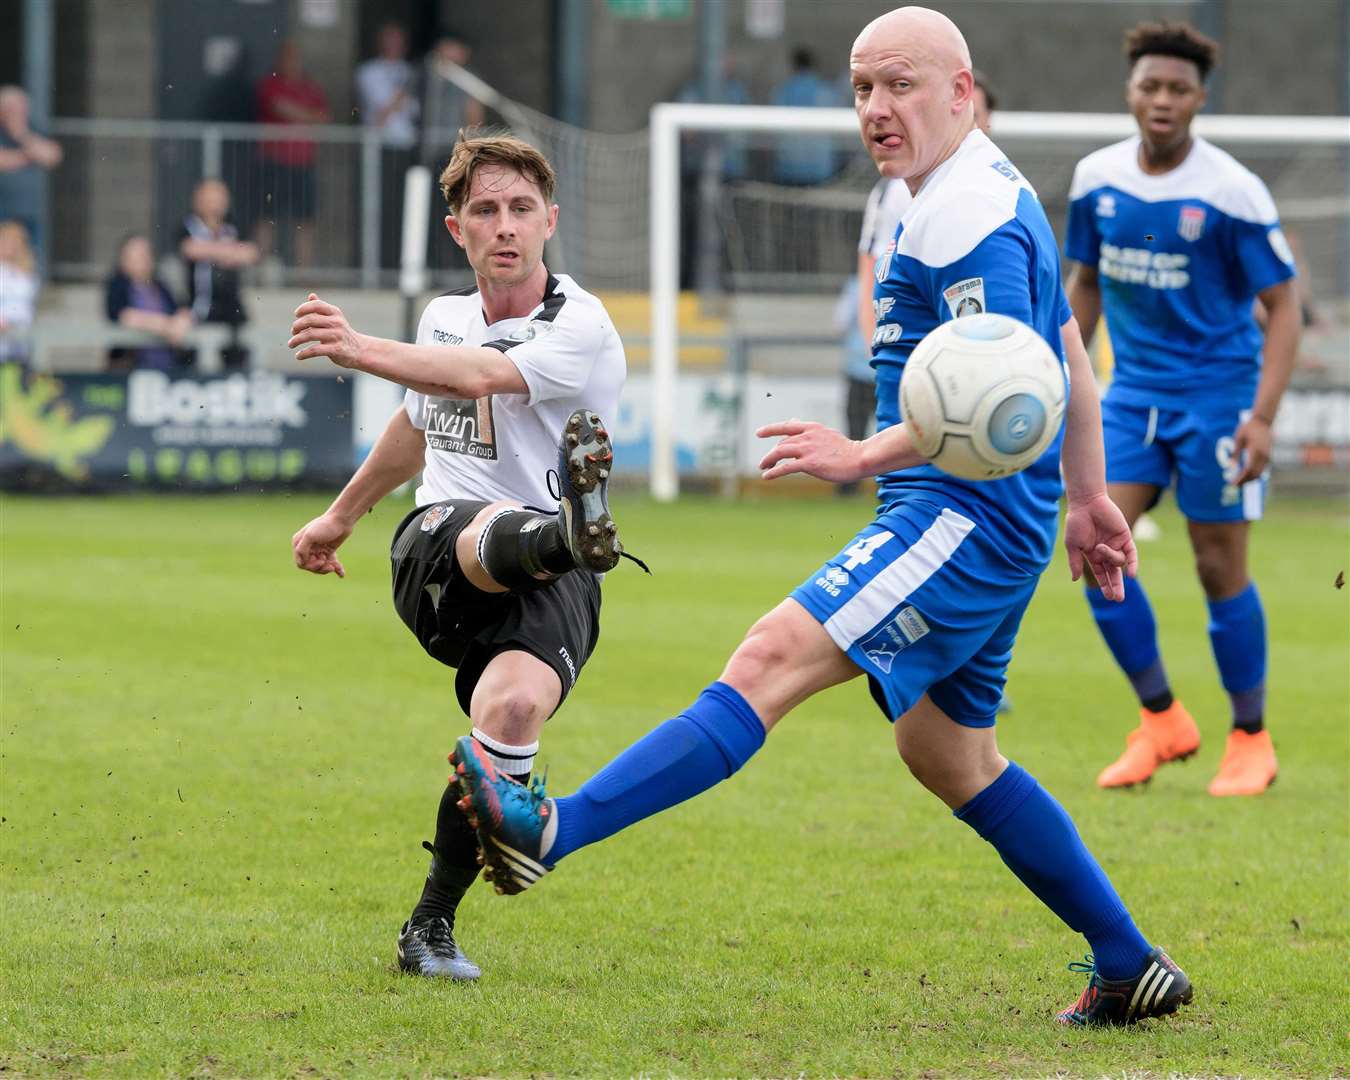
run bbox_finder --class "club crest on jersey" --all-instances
[876,238,896,283]
[1178,206,1206,242]
[1096,193,1116,218]
[420,504,455,532]
[943,277,986,318]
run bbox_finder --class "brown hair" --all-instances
[439,131,557,214]
[1125,21,1219,82]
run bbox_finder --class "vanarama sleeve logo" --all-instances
[424,397,497,460]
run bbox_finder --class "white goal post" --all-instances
[647,103,1350,501]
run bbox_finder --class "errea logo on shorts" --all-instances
[814,566,850,598]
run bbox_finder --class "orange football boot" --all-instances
[1097,701,1201,789]
[1208,729,1278,796]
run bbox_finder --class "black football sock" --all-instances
[410,783,481,926]
[476,508,574,588]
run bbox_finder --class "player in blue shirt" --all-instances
[1065,22,1299,797]
[453,6,1193,1026]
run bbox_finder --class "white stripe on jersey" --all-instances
[823,508,975,651]
[1068,136,1280,226]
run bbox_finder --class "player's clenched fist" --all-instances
[289,292,366,368]
[292,511,353,578]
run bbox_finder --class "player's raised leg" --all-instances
[453,597,858,893]
[895,694,1192,1025]
[1087,475,1199,788]
[1187,518,1276,795]
[457,410,627,591]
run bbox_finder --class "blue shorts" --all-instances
[1102,398,1266,522]
[790,497,1040,727]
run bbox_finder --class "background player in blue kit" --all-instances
[1065,22,1300,797]
[454,7,1195,1027]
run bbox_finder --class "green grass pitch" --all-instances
[2,491,1347,1077]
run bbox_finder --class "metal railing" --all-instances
[46,118,462,290]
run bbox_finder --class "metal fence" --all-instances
[45,118,478,291]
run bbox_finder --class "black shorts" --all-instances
[390,500,602,716]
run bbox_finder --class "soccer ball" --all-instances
[899,314,1066,481]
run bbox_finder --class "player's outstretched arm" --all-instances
[757,418,923,482]
[288,294,527,399]
[1058,317,1137,601]
[291,408,425,578]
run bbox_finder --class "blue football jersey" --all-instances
[1065,136,1296,408]
[872,130,1071,571]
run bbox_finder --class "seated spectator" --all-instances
[254,40,331,270]
[0,86,62,272]
[104,233,193,371]
[0,219,37,362]
[178,178,258,369]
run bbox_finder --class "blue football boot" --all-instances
[451,735,555,895]
[1056,948,1193,1026]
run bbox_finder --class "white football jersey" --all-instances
[403,273,626,509]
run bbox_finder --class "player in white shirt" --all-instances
[288,134,636,980]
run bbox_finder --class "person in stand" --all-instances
[104,233,193,371]
[356,21,420,274]
[254,40,331,270]
[0,219,38,363]
[178,178,259,370]
[0,86,62,272]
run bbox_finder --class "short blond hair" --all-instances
[439,132,557,215]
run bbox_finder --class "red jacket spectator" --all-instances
[255,42,330,167]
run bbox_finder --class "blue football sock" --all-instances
[1086,578,1172,709]
[547,681,766,863]
[1207,583,1267,733]
[956,761,1152,981]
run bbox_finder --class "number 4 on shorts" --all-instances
[841,531,894,571]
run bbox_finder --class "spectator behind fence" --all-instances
[357,21,419,271]
[0,219,37,362]
[675,54,752,289]
[421,32,485,165]
[770,48,841,185]
[178,178,258,370]
[0,86,62,271]
[255,40,331,271]
[104,233,193,371]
